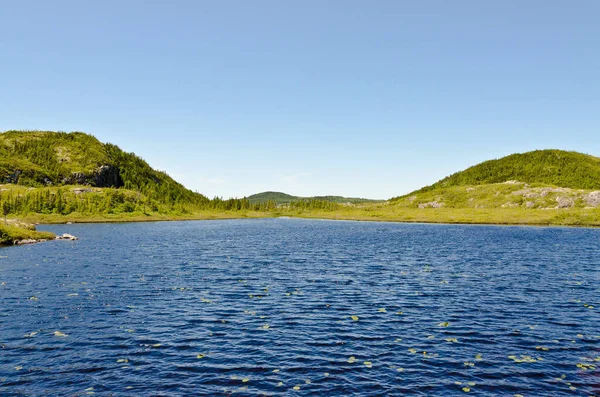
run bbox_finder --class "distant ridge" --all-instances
[247,191,381,205]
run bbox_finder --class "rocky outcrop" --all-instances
[62,172,88,185]
[92,165,123,188]
[13,238,48,245]
[418,201,444,209]
[60,165,123,188]
[585,191,600,207]
[555,196,574,208]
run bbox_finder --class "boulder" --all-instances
[56,233,78,241]
[585,191,600,207]
[555,196,574,208]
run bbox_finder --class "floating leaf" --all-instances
[351,315,359,321]
[277,382,283,387]
[293,385,300,390]
[242,378,249,383]
[363,361,373,368]
[378,308,387,313]
[196,354,205,359]
[462,387,470,392]
[117,358,129,363]
[54,331,68,337]
[438,322,450,327]
[347,356,356,363]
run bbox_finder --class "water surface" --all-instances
[1,219,599,396]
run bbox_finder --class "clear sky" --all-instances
[1,1,598,199]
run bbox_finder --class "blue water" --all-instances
[0,219,599,396]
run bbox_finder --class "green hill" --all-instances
[0,130,281,219]
[390,149,600,211]
[247,191,381,205]
[415,149,600,193]
[247,191,299,204]
[0,130,209,206]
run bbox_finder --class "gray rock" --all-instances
[14,239,38,245]
[72,188,93,194]
[418,201,444,209]
[585,191,600,207]
[92,165,123,188]
[56,233,78,241]
[555,196,574,208]
[525,201,536,208]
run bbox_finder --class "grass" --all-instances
[12,205,600,228]
[0,223,56,245]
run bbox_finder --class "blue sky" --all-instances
[1,1,598,199]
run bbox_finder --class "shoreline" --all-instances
[20,207,600,229]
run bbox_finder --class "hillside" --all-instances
[390,149,600,211]
[414,149,600,193]
[0,130,279,219]
[247,191,381,205]
[0,130,209,206]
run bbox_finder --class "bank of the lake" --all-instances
[10,205,600,228]
[0,223,55,245]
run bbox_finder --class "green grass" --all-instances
[0,223,56,245]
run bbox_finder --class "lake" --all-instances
[0,219,598,396]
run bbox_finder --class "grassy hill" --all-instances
[247,191,381,205]
[388,149,600,214]
[0,130,281,222]
[0,130,209,206]
[413,149,600,193]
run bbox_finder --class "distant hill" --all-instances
[247,191,381,205]
[417,149,600,193]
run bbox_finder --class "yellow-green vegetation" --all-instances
[2,131,600,227]
[0,222,55,245]
[406,149,600,192]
